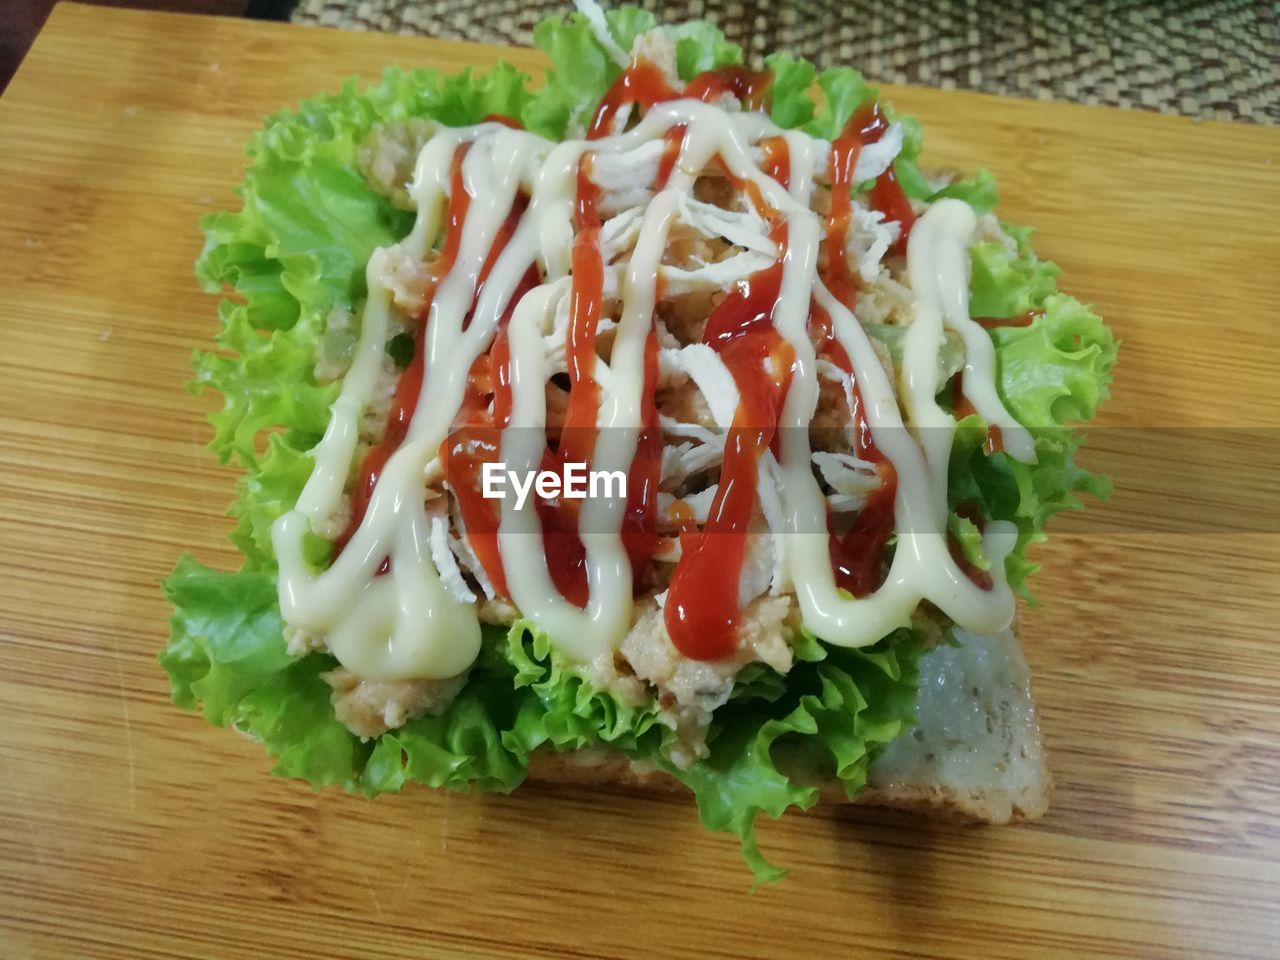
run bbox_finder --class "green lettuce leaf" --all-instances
[669,21,743,79]
[884,110,932,200]
[969,223,1062,318]
[950,418,1112,597]
[763,53,817,129]
[948,511,991,572]
[362,638,530,795]
[524,8,657,138]
[931,167,999,215]
[949,293,1117,595]
[806,67,877,141]
[935,201,1116,596]
[236,655,371,790]
[501,619,664,756]
[162,554,541,794]
[161,555,293,723]
[227,435,325,571]
[160,556,368,788]
[991,293,1117,427]
[667,630,924,883]
[432,62,535,127]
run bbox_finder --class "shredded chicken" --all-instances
[284,625,326,657]
[479,596,520,624]
[656,287,716,344]
[619,595,798,767]
[312,494,351,543]
[629,29,679,84]
[857,271,917,326]
[358,119,436,211]
[315,308,358,383]
[655,368,717,429]
[811,370,854,453]
[974,212,1019,255]
[381,246,432,315]
[359,353,401,443]
[324,667,469,739]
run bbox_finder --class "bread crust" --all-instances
[525,625,1053,825]
[525,748,1050,824]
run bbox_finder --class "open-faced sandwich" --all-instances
[162,2,1117,880]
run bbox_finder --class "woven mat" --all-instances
[290,0,1279,124]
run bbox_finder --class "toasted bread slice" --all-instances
[527,627,1050,823]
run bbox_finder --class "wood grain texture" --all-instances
[2,5,1279,958]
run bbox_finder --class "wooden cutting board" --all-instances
[2,4,1278,957]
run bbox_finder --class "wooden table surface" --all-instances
[2,5,1278,958]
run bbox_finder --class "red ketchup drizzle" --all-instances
[823,119,861,309]
[664,251,794,660]
[714,156,781,224]
[868,169,915,256]
[813,102,924,594]
[807,302,853,372]
[462,193,528,331]
[441,424,508,596]
[588,60,680,139]
[586,62,795,624]
[440,266,541,600]
[655,126,686,188]
[432,168,539,590]
[490,329,515,429]
[590,62,773,142]
[511,157,609,609]
[482,113,524,129]
[951,375,1004,454]
[827,385,899,596]
[851,102,916,255]
[760,136,791,190]
[336,147,474,559]
[534,449,590,608]
[827,102,917,281]
[621,332,664,574]
[684,66,772,109]
[561,158,605,467]
[809,302,891,593]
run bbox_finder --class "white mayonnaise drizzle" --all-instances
[272,96,1026,681]
[907,199,1035,463]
